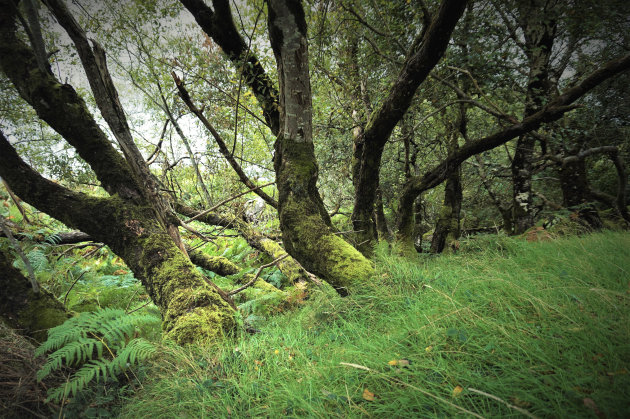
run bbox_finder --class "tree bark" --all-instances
[266,0,373,293]
[510,0,557,234]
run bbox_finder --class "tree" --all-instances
[0,0,235,344]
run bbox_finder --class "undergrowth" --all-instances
[121,231,630,418]
[36,308,160,403]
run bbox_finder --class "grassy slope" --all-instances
[123,231,630,418]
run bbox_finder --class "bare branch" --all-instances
[172,72,278,208]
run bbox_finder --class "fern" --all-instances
[27,248,49,272]
[44,233,63,245]
[36,308,159,402]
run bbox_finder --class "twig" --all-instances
[2,178,30,223]
[172,72,278,208]
[467,387,538,418]
[178,220,215,243]
[183,181,275,223]
[56,242,102,261]
[63,271,86,306]
[126,299,152,314]
[228,254,289,296]
[124,287,141,313]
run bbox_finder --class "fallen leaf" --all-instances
[452,386,463,397]
[362,388,376,401]
[388,360,398,366]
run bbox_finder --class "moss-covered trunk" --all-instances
[111,216,236,344]
[0,249,69,342]
[0,1,236,345]
[267,0,373,293]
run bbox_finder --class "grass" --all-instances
[120,231,630,418]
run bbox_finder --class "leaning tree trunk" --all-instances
[266,0,373,293]
[0,249,70,342]
[350,0,468,254]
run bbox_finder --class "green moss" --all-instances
[259,239,305,288]
[17,289,70,342]
[162,287,235,344]
[164,301,236,345]
[189,250,240,276]
[280,199,374,292]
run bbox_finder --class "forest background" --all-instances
[1,0,629,417]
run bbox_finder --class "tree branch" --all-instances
[172,72,278,208]
[397,53,630,231]
[0,2,140,200]
[179,0,280,134]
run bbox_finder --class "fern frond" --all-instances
[37,308,160,402]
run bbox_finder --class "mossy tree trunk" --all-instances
[0,2,235,345]
[430,166,463,253]
[0,249,70,342]
[266,0,373,293]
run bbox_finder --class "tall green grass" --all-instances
[122,231,630,418]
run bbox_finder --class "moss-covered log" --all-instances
[176,203,320,289]
[0,250,69,342]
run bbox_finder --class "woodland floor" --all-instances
[4,230,630,418]
[117,231,630,418]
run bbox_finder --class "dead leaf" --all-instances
[452,386,463,397]
[388,359,411,367]
[362,388,376,401]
